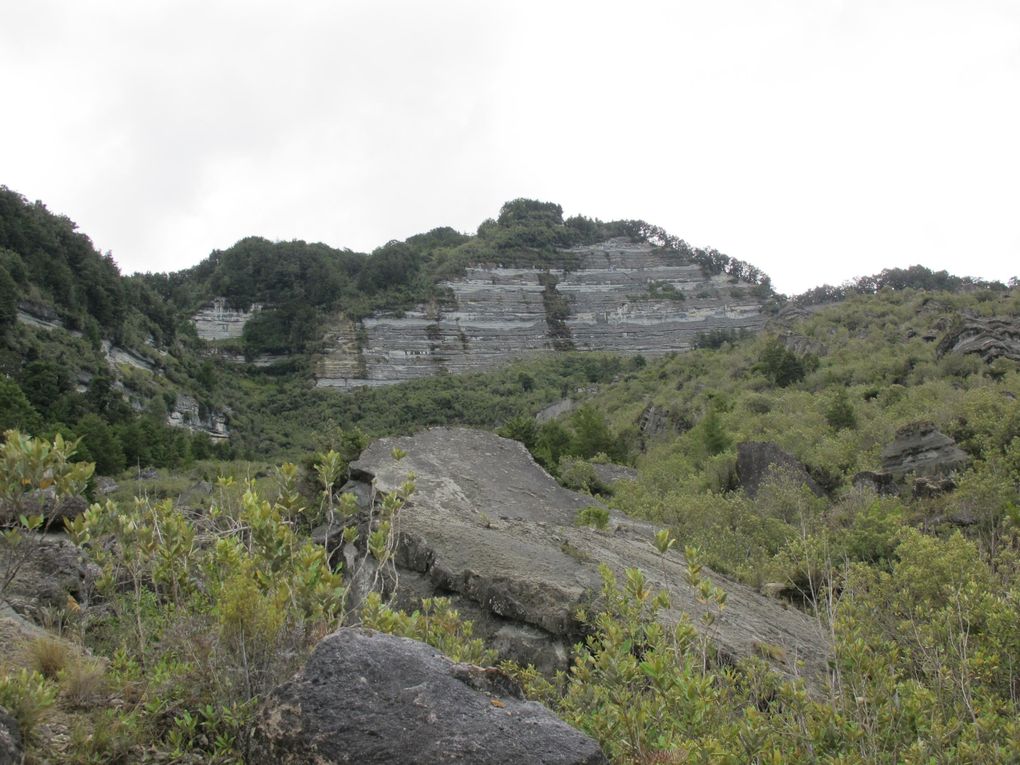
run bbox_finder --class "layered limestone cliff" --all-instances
[315,239,767,389]
[192,298,261,341]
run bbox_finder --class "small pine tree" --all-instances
[825,389,857,430]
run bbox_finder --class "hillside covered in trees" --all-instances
[1,185,1019,763]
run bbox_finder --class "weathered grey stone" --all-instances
[736,442,823,499]
[937,317,1020,363]
[0,490,87,528]
[344,428,830,684]
[880,422,969,477]
[167,394,229,441]
[0,704,23,765]
[0,537,98,620]
[248,628,607,765]
[912,475,957,499]
[315,239,766,389]
[590,463,638,486]
[851,471,899,496]
[636,403,690,449]
[191,298,260,341]
[94,477,119,496]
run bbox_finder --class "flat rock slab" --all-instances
[248,628,606,765]
[349,428,830,684]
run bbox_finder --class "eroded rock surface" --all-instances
[248,628,606,765]
[736,442,822,499]
[191,298,261,341]
[0,704,22,765]
[0,537,97,620]
[1,490,86,528]
[937,317,1020,363]
[316,239,766,389]
[880,422,969,477]
[338,428,830,683]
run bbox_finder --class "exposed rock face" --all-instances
[1,489,87,527]
[736,442,822,499]
[937,317,1020,363]
[637,403,690,449]
[591,463,638,486]
[851,471,899,496]
[316,239,766,389]
[248,628,607,765]
[192,298,261,341]
[880,422,969,477]
[0,537,98,620]
[0,704,22,765]
[335,428,829,684]
[167,394,229,441]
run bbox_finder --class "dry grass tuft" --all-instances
[26,636,71,679]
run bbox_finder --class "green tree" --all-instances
[75,413,126,475]
[0,377,40,433]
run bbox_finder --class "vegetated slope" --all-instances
[564,286,1020,584]
[0,187,772,469]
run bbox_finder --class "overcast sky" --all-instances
[1,1,1017,294]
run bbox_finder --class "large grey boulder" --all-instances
[880,422,968,477]
[338,428,830,684]
[248,628,606,765]
[736,441,823,499]
[0,705,23,765]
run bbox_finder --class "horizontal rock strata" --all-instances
[316,239,766,389]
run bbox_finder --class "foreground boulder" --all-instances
[880,422,968,477]
[0,705,22,765]
[335,428,830,683]
[248,628,606,765]
[0,537,97,620]
[735,441,822,499]
[0,488,87,528]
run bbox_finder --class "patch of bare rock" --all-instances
[327,428,830,685]
[937,316,1020,363]
[735,442,823,499]
[248,628,607,765]
[0,705,23,765]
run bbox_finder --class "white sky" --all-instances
[1,0,1017,294]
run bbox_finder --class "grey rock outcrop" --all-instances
[0,705,23,765]
[590,463,638,486]
[336,428,830,684]
[167,394,229,441]
[0,537,98,620]
[315,239,766,389]
[248,628,606,765]
[637,403,690,449]
[937,317,1020,363]
[880,422,969,477]
[736,442,823,499]
[1,489,87,528]
[851,471,899,496]
[192,298,261,341]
